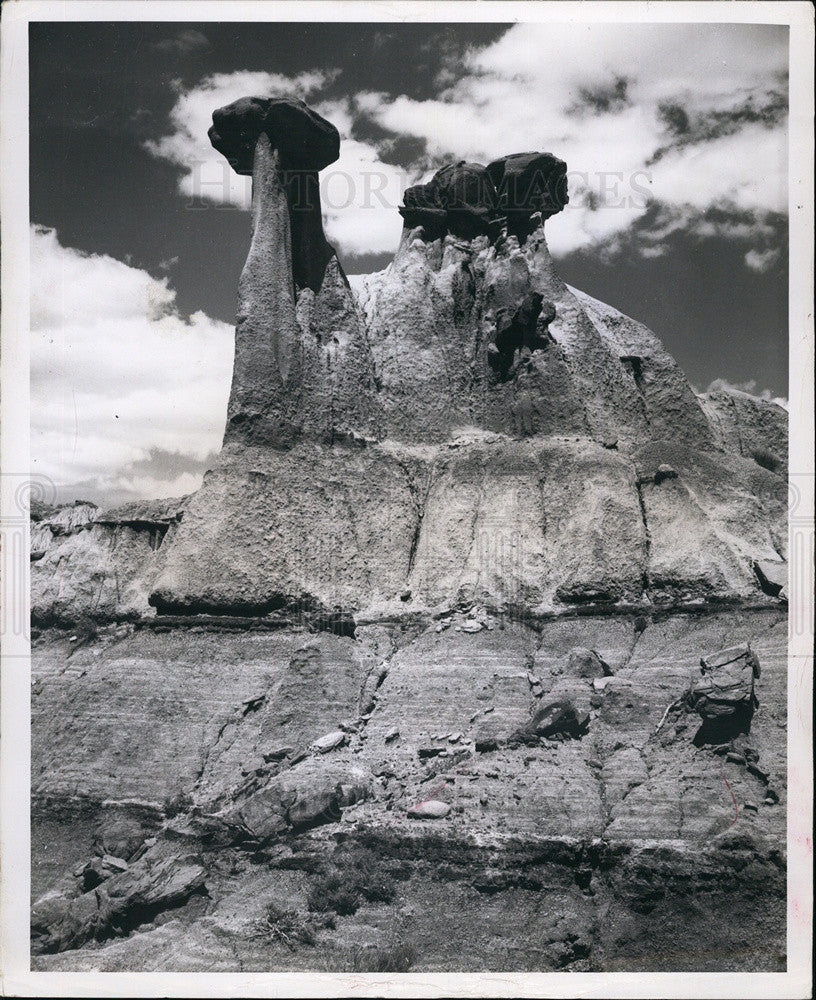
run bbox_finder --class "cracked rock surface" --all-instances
[32,608,786,970]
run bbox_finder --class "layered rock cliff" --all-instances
[30,97,788,972]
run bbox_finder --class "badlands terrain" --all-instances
[30,97,788,972]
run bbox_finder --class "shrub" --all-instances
[359,863,397,904]
[306,857,396,916]
[162,790,193,818]
[306,869,361,916]
[327,942,417,972]
[264,902,333,949]
[364,942,416,972]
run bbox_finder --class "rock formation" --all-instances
[207,96,379,450]
[144,117,786,620]
[29,97,789,973]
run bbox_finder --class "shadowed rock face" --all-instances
[210,95,340,295]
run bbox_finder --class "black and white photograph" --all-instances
[0,1,813,995]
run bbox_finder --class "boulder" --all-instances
[403,160,497,212]
[407,800,451,819]
[399,153,567,240]
[654,464,679,484]
[80,855,128,891]
[753,560,787,597]
[401,161,499,237]
[31,852,206,955]
[485,151,569,221]
[689,643,761,720]
[526,698,588,740]
[310,731,347,754]
[224,761,372,839]
[564,647,612,679]
[208,96,340,174]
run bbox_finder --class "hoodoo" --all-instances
[31,97,789,973]
[142,98,785,620]
[208,95,379,450]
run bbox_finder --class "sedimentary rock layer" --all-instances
[31,607,786,970]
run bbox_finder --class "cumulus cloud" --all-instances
[588,200,787,265]
[145,75,411,258]
[144,70,338,210]
[705,377,789,410]
[143,25,787,265]
[355,23,788,257]
[745,247,782,272]
[31,225,233,503]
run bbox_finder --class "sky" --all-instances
[29,20,789,506]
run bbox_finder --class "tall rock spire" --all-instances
[208,96,379,448]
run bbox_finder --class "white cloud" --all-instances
[107,470,208,502]
[144,26,786,263]
[144,70,337,211]
[705,377,789,410]
[31,225,234,500]
[745,247,782,272]
[319,132,408,255]
[145,74,410,258]
[355,23,788,256]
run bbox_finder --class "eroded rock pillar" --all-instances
[208,96,343,447]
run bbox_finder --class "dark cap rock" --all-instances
[399,153,568,239]
[400,161,499,237]
[208,96,340,174]
[486,151,569,219]
[403,161,498,212]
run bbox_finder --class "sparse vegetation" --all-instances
[162,790,194,818]
[263,902,335,949]
[68,612,99,648]
[306,856,396,916]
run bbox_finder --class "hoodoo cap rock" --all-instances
[208,96,341,174]
[403,161,498,213]
[486,151,569,220]
[399,151,569,237]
